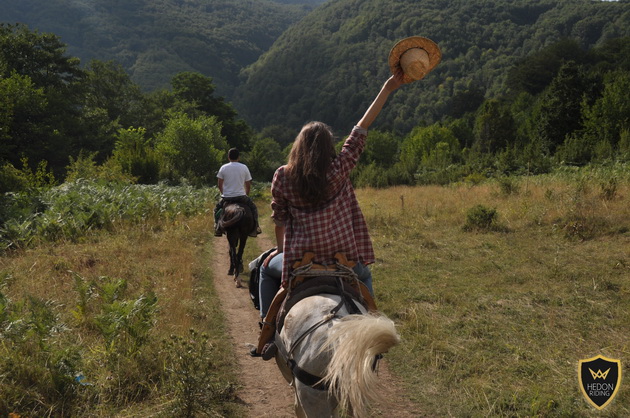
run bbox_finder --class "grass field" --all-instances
[1,169,628,416]
[0,215,243,416]
[356,171,629,416]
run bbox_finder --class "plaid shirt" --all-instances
[271,125,375,284]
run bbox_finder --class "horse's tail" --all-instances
[321,313,399,416]
[218,204,245,229]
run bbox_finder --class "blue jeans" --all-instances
[259,253,283,319]
[258,253,374,318]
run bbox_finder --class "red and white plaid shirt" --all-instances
[271,125,375,284]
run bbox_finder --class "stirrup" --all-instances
[261,342,277,361]
[249,342,276,360]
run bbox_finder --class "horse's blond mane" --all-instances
[319,313,400,417]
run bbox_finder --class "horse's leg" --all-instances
[237,234,247,274]
[294,382,339,417]
[294,388,307,418]
[227,232,237,276]
[232,243,239,279]
[232,234,247,287]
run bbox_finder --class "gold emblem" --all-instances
[578,355,622,410]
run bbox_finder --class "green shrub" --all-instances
[599,176,618,201]
[353,162,417,188]
[354,163,390,188]
[0,162,29,193]
[415,165,470,186]
[497,176,520,196]
[65,152,136,184]
[1,181,220,251]
[463,172,486,186]
[463,204,505,232]
[0,159,56,194]
[162,329,238,417]
[0,293,83,416]
[111,127,161,184]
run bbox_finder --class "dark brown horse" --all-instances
[218,203,254,287]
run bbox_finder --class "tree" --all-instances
[0,73,48,165]
[82,60,145,129]
[77,60,147,159]
[155,112,228,186]
[473,99,515,154]
[0,24,83,88]
[557,70,630,164]
[257,124,296,148]
[531,61,589,155]
[506,38,586,96]
[170,72,252,151]
[111,127,160,184]
[447,115,475,150]
[245,137,284,181]
[400,125,460,173]
[448,86,486,118]
[581,71,630,152]
[0,24,85,176]
[362,130,399,168]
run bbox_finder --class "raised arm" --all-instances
[357,71,405,130]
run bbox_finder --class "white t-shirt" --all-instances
[217,162,252,198]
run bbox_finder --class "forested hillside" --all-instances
[0,0,315,94]
[235,0,630,133]
[1,0,629,190]
[274,0,326,4]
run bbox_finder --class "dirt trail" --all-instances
[211,235,295,417]
[211,234,422,417]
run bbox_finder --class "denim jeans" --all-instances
[259,252,283,319]
[258,252,373,318]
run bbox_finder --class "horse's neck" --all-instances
[280,294,366,374]
[281,295,337,373]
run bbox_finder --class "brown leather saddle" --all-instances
[255,252,377,355]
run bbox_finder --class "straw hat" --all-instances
[388,36,442,83]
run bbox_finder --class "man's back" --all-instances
[218,162,251,197]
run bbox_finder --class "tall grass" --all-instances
[357,169,629,416]
[0,179,220,250]
[0,184,240,416]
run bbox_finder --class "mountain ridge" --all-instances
[0,0,320,94]
[1,0,629,134]
[234,0,630,133]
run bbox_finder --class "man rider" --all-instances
[214,148,262,237]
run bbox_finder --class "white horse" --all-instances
[274,292,399,417]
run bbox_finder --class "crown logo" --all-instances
[589,368,610,380]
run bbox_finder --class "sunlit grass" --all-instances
[356,174,629,416]
[1,170,628,415]
[0,211,241,416]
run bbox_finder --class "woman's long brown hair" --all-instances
[285,121,336,206]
